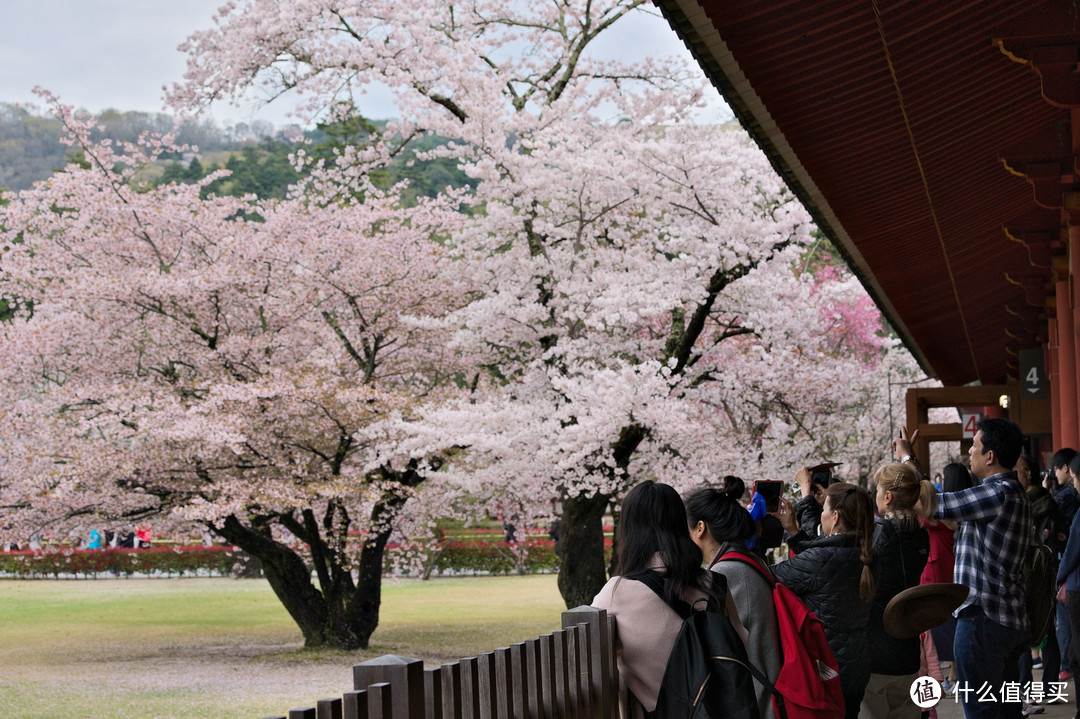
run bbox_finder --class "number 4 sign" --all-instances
[1020,348,1047,399]
[961,413,980,440]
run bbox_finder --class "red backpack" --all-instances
[717,552,845,719]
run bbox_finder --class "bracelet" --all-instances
[900,454,916,464]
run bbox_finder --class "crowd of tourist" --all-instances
[2,524,156,552]
[593,417,1080,719]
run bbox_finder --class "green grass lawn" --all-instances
[0,574,566,719]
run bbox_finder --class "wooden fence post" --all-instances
[461,656,482,719]
[425,667,443,719]
[354,655,426,719]
[272,608,622,719]
[491,647,514,719]
[343,689,368,719]
[439,661,464,719]
[367,682,394,719]
[538,633,556,718]
[476,651,498,719]
[521,638,543,719]
[508,643,528,719]
[562,606,616,719]
[317,697,344,719]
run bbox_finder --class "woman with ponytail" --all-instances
[687,476,781,719]
[861,463,933,719]
[772,481,877,719]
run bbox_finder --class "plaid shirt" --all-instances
[933,470,1031,631]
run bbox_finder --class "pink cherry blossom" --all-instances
[0,0,937,637]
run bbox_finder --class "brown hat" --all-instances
[883,583,970,639]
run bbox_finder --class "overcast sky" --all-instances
[1,2,729,129]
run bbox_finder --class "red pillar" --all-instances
[1058,272,1079,448]
[1049,336,1063,450]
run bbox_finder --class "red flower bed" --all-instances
[0,537,614,578]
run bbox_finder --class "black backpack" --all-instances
[635,570,766,719]
[1024,532,1058,647]
[1029,487,1070,555]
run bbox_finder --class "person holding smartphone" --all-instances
[771,482,878,719]
[788,465,832,537]
[909,418,1031,719]
[862,462,933,719]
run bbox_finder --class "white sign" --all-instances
[960,412,980,440]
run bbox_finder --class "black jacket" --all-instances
[794,494,823,536]
[771,530,874,697]
[867,516,929,675]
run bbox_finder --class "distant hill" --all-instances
[0,103,475,203]
[0,103,263,192]
[0,104,67,191]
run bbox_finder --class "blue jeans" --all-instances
[1057,600,1073,674]
[954,607,1029,719]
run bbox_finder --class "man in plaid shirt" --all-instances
[906,417,1030,719]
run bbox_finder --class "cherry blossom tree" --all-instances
[160,0,933,607]
[0,95,469,649]
[2,0,932,634]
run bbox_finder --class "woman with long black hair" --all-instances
[592,480,747,716]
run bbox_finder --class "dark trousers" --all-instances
[842,690,864,719]
[954,606,1028,719]
[1019,609,1061,692]
[1057,601,1073,674]
[1065,592,1080,681]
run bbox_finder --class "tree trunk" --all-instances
[555,491,610,608]
[342,524,391,650]
[214,514,390,650]
[212,466,421,650]
[216,515,334,647]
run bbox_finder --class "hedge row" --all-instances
[0,546,241,578]
[422,540,561,575]
[0,539,614,578]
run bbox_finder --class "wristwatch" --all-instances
[900,454,915,464]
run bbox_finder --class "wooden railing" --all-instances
[265,606,621,719]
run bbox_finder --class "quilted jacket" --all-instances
[771,530,875,698]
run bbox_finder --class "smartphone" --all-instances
[811,470,833,488]
[753,479,785,513]
[808,462,841,490]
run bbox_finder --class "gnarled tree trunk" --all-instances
[555,491,610,609]
[216,515,337,646]
[212,467,420,650]
[555,423,646,608]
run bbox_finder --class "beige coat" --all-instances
[592,563,747,713]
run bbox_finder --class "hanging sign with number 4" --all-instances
[960,413,980,440]
[1020,348,1047,399]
